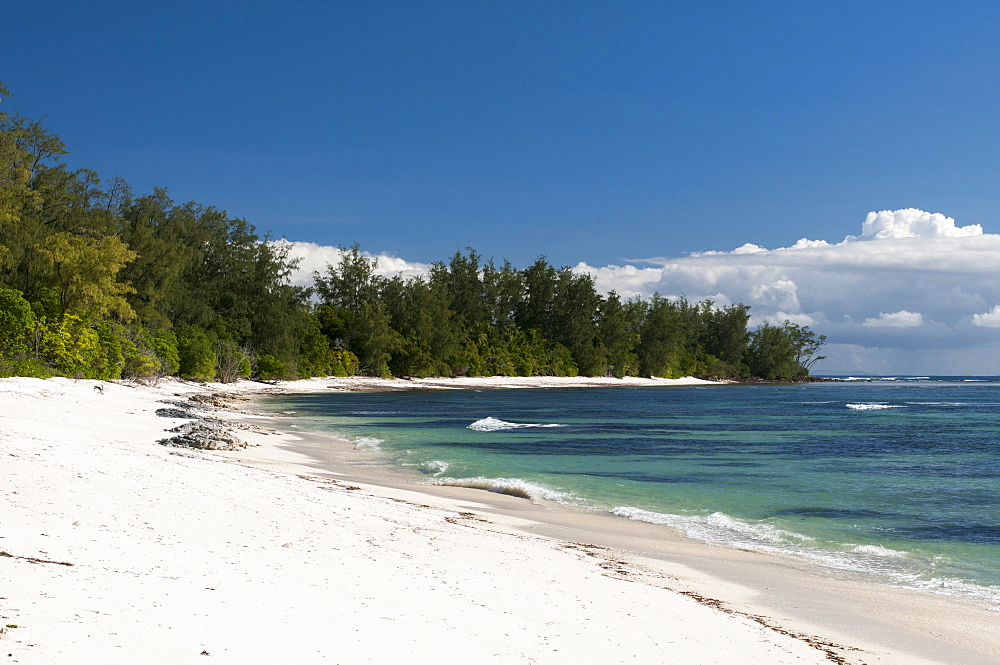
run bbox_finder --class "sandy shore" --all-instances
[248,374,725,392]
[1,376,997,664]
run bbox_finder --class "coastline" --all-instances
[245,379,1000,665]
[1,376,996,663]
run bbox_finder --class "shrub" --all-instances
[255,353,289,381]
[0,288,36,358]
[177,327,216,381]
[38,315,101,378]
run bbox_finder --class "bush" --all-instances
[0,288,37,358]
[327,348,359,377]
[0,358,54,379]
[298,321,332,377]
[38,315,101,378]
[255,353,289,381]
[144,328,180,376]
[177,327,216,381]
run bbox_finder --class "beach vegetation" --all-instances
[0,287,35,358]
[0,82,825,383]
[176,328,217,382]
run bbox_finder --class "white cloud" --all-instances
[785,238,831,250]
[274,240,430,287]
[856,208,982,240]
[972,305,1000,328]
[754,311,816,327]
[732,243,768,255]
[749,279,800,311]
[862,311,925,328]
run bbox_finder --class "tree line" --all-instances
[0,84,825,383]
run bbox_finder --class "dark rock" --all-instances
[155,407,197,419]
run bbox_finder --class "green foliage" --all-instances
[297,316,333,377]
[328,348,359,377]
[38,315,101,378]
[348,303,399,377]
[143,327,180,376]
[256,353,291,381]
[91,320,131,380]
[313,243,383,314]
[783,321,827,373]
[747,323,801,379]
[177,327,216,381]
[0,288,36,357]
[390,336,437,378]
[0,357,53,379]
[38,231,137,321]
[596,292,640,377]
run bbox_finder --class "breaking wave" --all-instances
[850,544,908,558]
[468,417,567,432]
[846,403,905,411]
[611,507,813,547]
[352,437,383,451]
[415,460,450,476]
[430,476,571,502]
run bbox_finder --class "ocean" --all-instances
[262,377,1000,606]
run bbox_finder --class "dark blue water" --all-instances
[264,377,1000,604]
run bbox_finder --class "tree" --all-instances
[698,302,751,377]
[434,248,486,331]
[597,291,640,377]
[176,327,216,381]
[348,302,399,377]
[551,267,603,375]
[313,243,383,315]
[38,232,137,321]
[516,257,558,337]
[382,275,460,376]
[783,321,827,373]
[637,295,696,378]
[747,323,799,379]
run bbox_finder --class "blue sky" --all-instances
[6,2,1000,373]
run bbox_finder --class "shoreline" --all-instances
[242,381,1000,665]
[247,374,728,392]
[2,376,997,663]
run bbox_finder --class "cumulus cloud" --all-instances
[972,305,1000,328]
[274,240,430,287]
[856,208,983,240]
[862,311,925,327]
[749,279,800,311]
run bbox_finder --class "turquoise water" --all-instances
[264,378,1000,605]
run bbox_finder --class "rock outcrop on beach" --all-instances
[155,393,264,450]
[158,417,248,450]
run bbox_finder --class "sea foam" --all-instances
[467,417,566,432]
[846,403,905,411]
[415,460,450,476]
[353,437,383,451]
[430,476,570,502]
[850,544,908,558]
[610,507,813,547]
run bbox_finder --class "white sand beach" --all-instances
[1,376,997,664]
